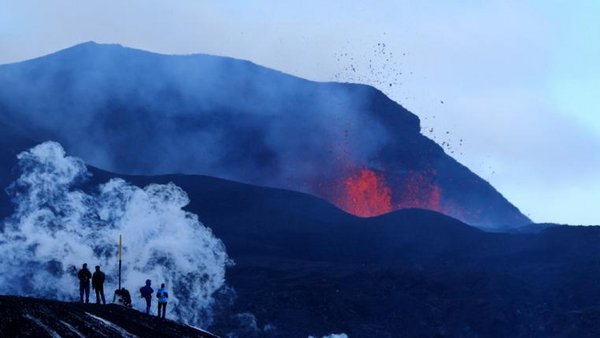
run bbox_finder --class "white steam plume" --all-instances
[0,141,231,326]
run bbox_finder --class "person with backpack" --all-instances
[139,279,154,314]
[77,263,92,303]
[92,265,106,304]
[156,283,169,319]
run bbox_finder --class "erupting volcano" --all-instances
[334,167,445,218]
[0,42,532,229]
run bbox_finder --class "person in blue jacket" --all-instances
[156,283,169,319]
[139,279,154,314]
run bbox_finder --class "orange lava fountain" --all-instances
[334,167,446,218]
[337,168,393,217]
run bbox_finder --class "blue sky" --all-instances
[1,0,599,224]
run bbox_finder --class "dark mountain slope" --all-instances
[0,296,218,338]
[0,42,528,229]
[1,141,600,336]
[111,173,600,337]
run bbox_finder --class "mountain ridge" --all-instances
[0,42,528,228]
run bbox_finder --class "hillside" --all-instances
[0,296,218,338]
[102,172,600,337]
[0,42,528,229]
[1,142,600,336]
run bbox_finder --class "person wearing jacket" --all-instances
[92,265,106,304]
[156,283,169,319]
[77,263,92,303]
[139,279,154,314]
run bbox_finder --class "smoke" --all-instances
[0,141,231,327]
[308,334,349,338]
[0,42,393,189]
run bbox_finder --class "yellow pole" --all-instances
[118,234,122,289]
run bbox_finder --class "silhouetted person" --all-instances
[92,265,106,304]
[122,288,132,307]
[156,283,169,319]
[113,287,132,308]
[140,279,154,314]
[77,263,92,303]
[121,288,131,307]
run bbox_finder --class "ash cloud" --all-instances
[0,42,393,189]
[0,141,231,327]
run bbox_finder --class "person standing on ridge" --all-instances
[140,279,154,314]
[77,263,92,303]
[92,265,106,304]
[156,283,169,319]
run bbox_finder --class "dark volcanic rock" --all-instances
[1,145,600,336]
[109,172,600,337]
[0,296,217,338]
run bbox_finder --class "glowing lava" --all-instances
[338,168,393,217]
[396,169,442,211]
[334,167,446,218]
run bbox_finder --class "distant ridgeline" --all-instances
[0,42,529,229]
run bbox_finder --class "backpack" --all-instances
[157,289,168,301]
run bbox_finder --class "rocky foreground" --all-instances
[0,296,218,338]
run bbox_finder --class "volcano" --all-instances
[0,42,528,229]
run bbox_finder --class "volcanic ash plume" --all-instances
[0,141,231,326]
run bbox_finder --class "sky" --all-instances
[1,0,599,225]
